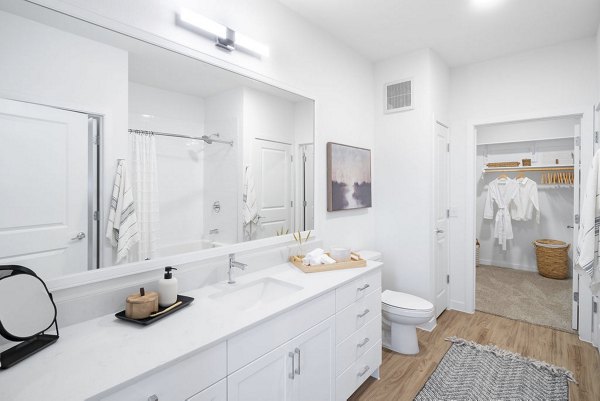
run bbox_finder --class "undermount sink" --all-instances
[210,277,303,310]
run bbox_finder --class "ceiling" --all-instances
[278,0,600,66]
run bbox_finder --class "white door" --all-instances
[572,122,582,331]
[434,121,450,316]
[0,98,89,279]
[253,139,292,238]
[291,317,335,401]
[301,144,314,231]
[227,344,293,401]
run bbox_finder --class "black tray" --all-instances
[115,295,194,326]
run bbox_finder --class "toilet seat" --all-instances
[382,290,434,317]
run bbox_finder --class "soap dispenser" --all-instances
[158,266,178,307]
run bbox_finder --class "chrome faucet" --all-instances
[228,253,247,284]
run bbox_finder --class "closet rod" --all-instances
[128,129,233,146]
[483,165,574,173]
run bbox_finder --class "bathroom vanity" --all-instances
[0,262,382,401]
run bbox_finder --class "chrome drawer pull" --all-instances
[357,337,370,348]
[288,351,295,379]
[357,365,370,377]
[357,309,370,318]
[294,347,301,375]
[357,283,370,292]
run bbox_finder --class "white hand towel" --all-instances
[576,149,600,290]
[106,160,140,263]
[243,165,259,225]
[320,254,336,264]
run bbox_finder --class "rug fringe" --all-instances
[445,336,577,383]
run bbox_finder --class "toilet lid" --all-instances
[382,290,434,311]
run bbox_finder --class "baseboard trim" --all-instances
[418,317,437,332]
[478,259,537,272]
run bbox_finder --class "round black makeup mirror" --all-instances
[0,265,59,369]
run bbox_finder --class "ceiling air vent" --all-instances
[385,79,413,113]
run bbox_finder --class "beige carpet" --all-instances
[476,265,573,332]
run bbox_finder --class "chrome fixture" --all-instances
[228,254,247,284]
[209,228,220,235]
[177,8,269,58]
[212,201,221,213]
[128,129,233,146]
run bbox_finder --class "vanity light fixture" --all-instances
[177,8,270,58]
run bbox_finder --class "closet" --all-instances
[475,116,580,332]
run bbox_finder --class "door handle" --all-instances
[71,232,86,240]
[567,225,574,229]
[435,229,444,234]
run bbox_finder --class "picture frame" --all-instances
[327,142,372,211]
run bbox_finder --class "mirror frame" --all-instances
[19,0,318,291]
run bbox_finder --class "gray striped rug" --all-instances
[414,337,575,401]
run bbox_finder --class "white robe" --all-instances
[510,177,540,223]
[484,177,519,251]
[576,149,600,290]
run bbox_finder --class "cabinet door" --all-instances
[291,317,335,401]
[227,344,293,401]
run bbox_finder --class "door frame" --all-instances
[463,109,590,337]
[432,119,450,317]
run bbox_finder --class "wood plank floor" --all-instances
[348,310,600,401]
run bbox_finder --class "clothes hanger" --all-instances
[498,174,509,180]
[516,172,526,180]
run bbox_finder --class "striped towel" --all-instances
[576,149,600,291]
[243,165,259,225]
[106,159,139,263]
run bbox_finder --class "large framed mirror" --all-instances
[0,1,315,281]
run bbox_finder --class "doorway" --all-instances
[472,115,581,332]
[434,121,450,317]
[0,98,101,278]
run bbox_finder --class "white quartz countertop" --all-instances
[0,261,381,401]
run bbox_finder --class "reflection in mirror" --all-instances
[0,2,314,280]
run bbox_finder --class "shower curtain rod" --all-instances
[128,129,233,146]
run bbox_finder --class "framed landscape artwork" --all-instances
[327,142,372,211]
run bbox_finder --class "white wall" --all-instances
[449,38,598,311]
[374,49,449,303]
[128,82,206,253]
[44,0,376,251]
[0,10,129,269]
[204,89,243,245]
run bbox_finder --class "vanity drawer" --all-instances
[228,290,335,373]
[336,340,382,401]
[335,313,381,376]
[336,270,381,312]
[187,378,226,401]
[335,288,381,343]
[96,342,226,401]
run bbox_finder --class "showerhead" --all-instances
[201,135,213,144]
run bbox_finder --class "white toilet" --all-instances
[360,250,435,355]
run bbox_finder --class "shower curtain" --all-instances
[130,131,160,261]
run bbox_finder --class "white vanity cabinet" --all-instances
[96,342,227,401]
[227,317,335,401]
[334,269,382,401]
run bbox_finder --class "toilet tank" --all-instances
[359,250,382,262]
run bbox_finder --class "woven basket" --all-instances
[534,239,570,279]
[486,161,520,168]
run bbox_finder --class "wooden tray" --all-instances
[289,253,367,273]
